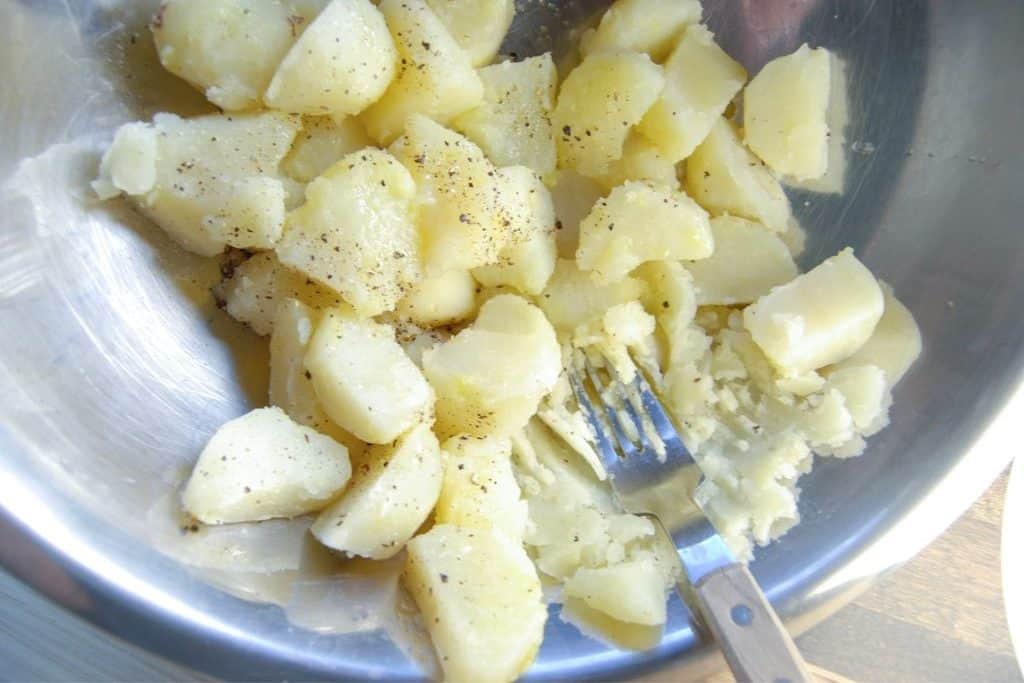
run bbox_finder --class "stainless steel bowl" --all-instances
[2,0,1022,679]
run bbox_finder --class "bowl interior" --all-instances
[1,0,1023,679]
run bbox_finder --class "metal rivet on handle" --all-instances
[730,604,753,627]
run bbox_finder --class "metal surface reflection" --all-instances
[1,0,1022,680]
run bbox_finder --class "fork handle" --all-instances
[693,563,812,683]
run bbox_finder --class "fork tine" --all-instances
[583,358,640,459]
[630,364,689,455]
[567,369,621,470]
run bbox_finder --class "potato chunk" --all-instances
[580,0,702,62]
[576,181,713,284]
[281,115,372,183]
[423,295,560,438]
[390,115,506,274]
[744,44,832,180]
[95,112,300,256]
[311,424,442,558]
[685,216,797,305]
[276,148,420,317]
[453,54,558,178]
[743,248,884,375]
[553,52,665,177]
[548,171,606,258]
[637,24,747,162]
[436,436,528,541]
[404,525,546,683]
[425,0,515,67]
[151,0,319,111]
[831,283,921,386]
[593,132,679,190]
[395,269,478,327]
[564,560,668,626]
[539,258,646,331]
[182,407,351,524]
[685,117,791,232]
[471,166,558,295]
[305,309,434,443]
[361,0,484,144]
[264,0,397,117]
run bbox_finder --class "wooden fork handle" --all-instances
[694,563,813,683]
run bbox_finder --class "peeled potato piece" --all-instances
[743,248,884,375]
[182,407,351,524]
[579,0,702,62]
[395,269,479,328]
[281,115,372,183]
[539,258,647,332]
[425,0,515,67]
[830,282,921,386]
[264,0,398,117]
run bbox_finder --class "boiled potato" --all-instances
[563,560,668,626]
[685,216,797,305]
[548,170,606,258]
[744,44,832,180]
[539,258,647,331]
[453,54,558,178]
[685,118,792,232]
[576,181,713,284]
[311,423,442,558]
[830,283,921,386]
[743,248,884,375]
[305,308,434,443]
[276,148,420,317]
[95,112,300,256]
[637,24,747,163]
[182,406,351,524]
[361,0,484,144]
[281,115,372,183]
[395,269,478,327]
[404,524,546,683]
[214,251,343,335]
[264,0,397,117]
[151,0,321,111]
[390,115,507,274]
[579,0,702,62]
[436,436,528,541]
[553,51,665,177]
[824,365,890,434]
[471,166,558,295]
[593,132,679,190]
[423,295,560,438]
[425,0,515,67]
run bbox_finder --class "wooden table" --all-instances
[2,474,1020,681]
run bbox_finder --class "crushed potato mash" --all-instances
[96,0,921,679]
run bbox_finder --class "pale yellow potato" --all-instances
[685,117,792,232]
[361,0,484,144]
[593,132,679,190]
[264,0,397,117]
[576,181,713,284]
[276,148,420,317]
[553,51,665,177]
[539,258,646,331]
[580,0,702,62]
[436,436,528,541]
[743,248,884,375]
[563,560,668,626]
[311,423,442,558]
[471,166,558,295]
[637,24,747,163]
[268,299,366,457]
[548,170,606,258]
[214,251,343,336]
[152,0,322,111]
[824,365,890,434]
[95,112,300,256]
[395,269,478,328]
[425,0,515,67]
[685,215,797,305]
[453,54,558,178]
[422,295,560,438]
[305,309,434,443]
[828,282,920,387]
[744,44,832,180]
[182,407,351,524]
[404,525,546,683]
[390,115,507,274]
[281,115,372,183]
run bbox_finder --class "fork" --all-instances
[569,351,812,683]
